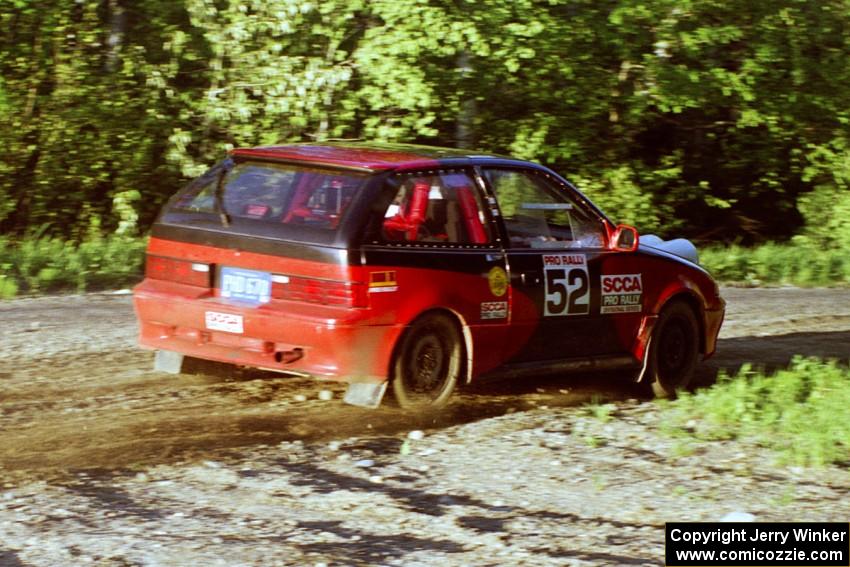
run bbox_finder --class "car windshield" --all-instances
[171,161,367,232]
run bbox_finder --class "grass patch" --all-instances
[668,357,850,467]
[0,235,146,297]
[700,243,850,287]
[583,395,617,423]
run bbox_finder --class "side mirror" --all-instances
[610,224,639,252]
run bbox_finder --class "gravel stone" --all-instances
[0,289,848,565]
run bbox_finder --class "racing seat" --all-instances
[283,174,322,224]
[382,180,431,241]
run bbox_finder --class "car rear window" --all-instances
[172,163,365,226]
[166,161,367,236]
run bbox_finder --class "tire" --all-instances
[645,301,700,398]
[391,313,462,410]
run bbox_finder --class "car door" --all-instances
[479,166,626,363]
[359,168,511,377]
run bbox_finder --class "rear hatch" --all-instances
[145,159,373,309]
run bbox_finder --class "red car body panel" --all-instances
[135,238,515,381]
[133,143,725,392]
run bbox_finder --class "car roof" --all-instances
[229,142,509,172]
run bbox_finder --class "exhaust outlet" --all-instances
[275,348,304,364]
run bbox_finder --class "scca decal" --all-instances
[600,274,642,314]
[480,301,508,320]
[602,274,642,293]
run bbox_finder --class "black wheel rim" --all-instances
[404,330,449,399]
[658,317,691,382]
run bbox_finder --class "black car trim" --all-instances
[151,223,353,265]
[360,245,502,275]
[477,354,639,382]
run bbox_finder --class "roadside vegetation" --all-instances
[700,244,850,287]
[663,358,850,467]
[3,237,850,299]
[2,1,848,296]
[2,1,849,249]
[0,235,146,298]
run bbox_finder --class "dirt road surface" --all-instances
[1,287,849,566]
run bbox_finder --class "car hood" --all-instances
[639,235,699,264]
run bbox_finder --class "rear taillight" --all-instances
[271,275,367,308]
[146,255,211,287]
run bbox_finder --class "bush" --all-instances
[0,235,146,297]
[669,358,850,467]
[700,243,850,286]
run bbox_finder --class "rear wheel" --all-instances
[392,313,462,410]
[645,301,700,398]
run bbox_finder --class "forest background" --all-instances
[0,0,849,294]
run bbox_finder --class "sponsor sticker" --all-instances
[480,301,508,320]
[542,253,586,267]
[369,270,398,293]
[243,203,270,218]
[542,254,590,316]
[600,274,642,314]
[487,266,508,297]
[205,311,244,334]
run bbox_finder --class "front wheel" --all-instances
[645,301,700,398]
[391,313,462,410]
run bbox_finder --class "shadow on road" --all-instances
[210,328,850,449]
[3,330,849,481]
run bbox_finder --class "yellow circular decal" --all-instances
[487,266,508,297]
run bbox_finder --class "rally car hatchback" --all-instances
[133,142,725,410]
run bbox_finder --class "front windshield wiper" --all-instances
[213,166,231,227]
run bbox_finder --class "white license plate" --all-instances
[205,311,244,334]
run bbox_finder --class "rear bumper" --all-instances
[133,281,401,383]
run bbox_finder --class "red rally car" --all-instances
[133,142,725,410]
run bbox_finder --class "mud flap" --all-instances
[634,336,652,383]
[632,314,658,382]
[154,350,185,374]
[343,382,388,409]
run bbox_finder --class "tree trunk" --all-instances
[105,0,126,73]
[455,50,475,149]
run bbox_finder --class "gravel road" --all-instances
[1,287,849,566]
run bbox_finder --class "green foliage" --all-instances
[669,358,850,467]
[0,235,146,296]
[700,243,850,286]
[583,396,617,423]
[0,0,184,236]
[795,190,850,251]
[0,0,848,245]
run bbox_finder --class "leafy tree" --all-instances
[0,0,847,246]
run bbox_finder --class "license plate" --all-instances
[205,311,244,334]
[220,266,272,304]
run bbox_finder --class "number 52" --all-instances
[544,267,589,316]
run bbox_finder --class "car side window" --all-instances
[381,171,492,244]
[483,168,606,249]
